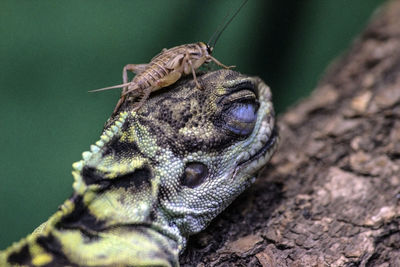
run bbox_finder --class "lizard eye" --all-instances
[224,100,259,136]
[181,162,208,188]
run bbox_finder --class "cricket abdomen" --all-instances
[130,55,175,91]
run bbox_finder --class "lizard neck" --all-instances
[1,110,183,266]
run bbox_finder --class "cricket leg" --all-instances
[121,71,181,112]
[132,71,182,111]
[209,56,235,69]
[123,64,148,77]
[182,54,201,89]
[122,64,148,94]
[113,97,125,114]
[187,59,202,89]
[113,64,148,114]
[114,84,140,115]
[89,65,149,94]
[132,88,152,111]
[121,84,141,96]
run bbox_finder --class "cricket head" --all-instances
[71,70,277,248]
[204,42,213,54]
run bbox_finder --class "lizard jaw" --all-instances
[239,127,278,167]
[232,125,278,181]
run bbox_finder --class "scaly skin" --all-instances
[0,70,277,266]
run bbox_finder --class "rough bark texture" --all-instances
[180,1,400,266]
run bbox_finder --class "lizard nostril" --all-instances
[181,162,209,188]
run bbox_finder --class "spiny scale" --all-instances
[72,111,128,171]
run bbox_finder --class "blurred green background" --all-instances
[0,0,385,248]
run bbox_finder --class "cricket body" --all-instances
[110,42,232,113]
[91,0,249,114]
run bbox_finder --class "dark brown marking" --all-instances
[82,165,153,190]
[82,166,105,186]
[7,244,31,265]
[56,195,107,232]
[110,166,152,190]
[36,234,78,267]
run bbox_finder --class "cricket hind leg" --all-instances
[123,63,148,76]
[113,87,142,114]
[112,64,148,114]
[121,71,181,96]
[120,71,182,112]
[90,64,149,94]
[113,97,125,114]
[122,64,148,94]
[131,88,152,111]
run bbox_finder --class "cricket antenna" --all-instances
[207,0,249,49]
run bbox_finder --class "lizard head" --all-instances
[71,69,277,248]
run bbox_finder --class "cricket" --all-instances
[90,0,249,114]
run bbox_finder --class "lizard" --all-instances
[0,69,278,267]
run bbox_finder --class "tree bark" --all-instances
[181,1,400,266]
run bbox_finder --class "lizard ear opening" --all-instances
[181,162,208,188]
